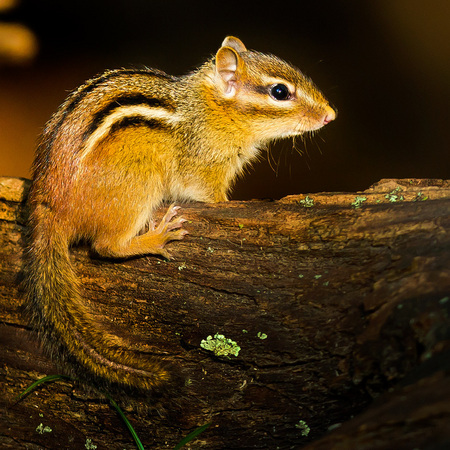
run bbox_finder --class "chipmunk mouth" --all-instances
[323,109,336,125]
[322,106,336,124]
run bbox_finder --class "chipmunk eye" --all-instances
[270,83,291,101]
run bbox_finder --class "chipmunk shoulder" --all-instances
[25,36,335,392]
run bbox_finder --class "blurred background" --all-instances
[0,0,449,200]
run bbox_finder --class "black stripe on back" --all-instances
[66,69,174,119]
[82,93,175,143]
[43,69,175,150]
[109,116,171,135]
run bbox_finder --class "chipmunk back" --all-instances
[24,36,335,393]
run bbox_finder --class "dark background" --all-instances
[1,0,449,200]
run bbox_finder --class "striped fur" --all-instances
[25,36,335,395]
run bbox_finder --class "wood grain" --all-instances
[1,177,449,449]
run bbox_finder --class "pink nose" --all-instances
[323,107,336,125]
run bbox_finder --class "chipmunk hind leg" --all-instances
[93,203,188,259]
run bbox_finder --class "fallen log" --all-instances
[1,176,449,449]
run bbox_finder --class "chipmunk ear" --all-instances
[215,43,245,97]
[221,36,247,53]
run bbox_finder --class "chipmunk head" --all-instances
[213,36,336,142]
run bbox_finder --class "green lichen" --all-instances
[414,191,429,201]
[295,420,310,436]
[85,439,97,450]
[385,186,404,203]
[299,195,314,208]
[257,332,268,340]
[36,423,52,434]
[351,196,367,209]
[200,333,240,357]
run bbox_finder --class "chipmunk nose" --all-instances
[323,106,336,125]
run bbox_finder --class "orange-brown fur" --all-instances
[24,36,335,392]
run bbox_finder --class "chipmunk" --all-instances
[24,36,335,393]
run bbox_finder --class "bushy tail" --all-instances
[24,211,171,392]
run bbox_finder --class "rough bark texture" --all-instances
[1,176,449,449]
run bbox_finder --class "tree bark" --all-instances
[1,176,449,449]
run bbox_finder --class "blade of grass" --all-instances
[17,375,209,450]
[105,393,145,450]
[16,374,71,400]
[174,423,211,450]
[17,375,144,450]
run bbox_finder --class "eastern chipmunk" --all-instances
[24,36,335,393]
